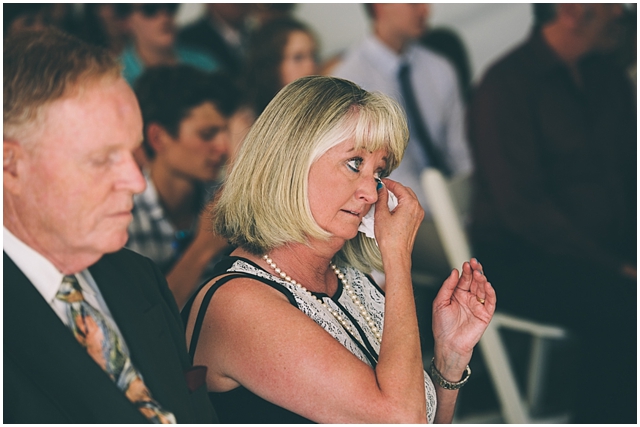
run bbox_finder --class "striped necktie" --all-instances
[56,275,176,424]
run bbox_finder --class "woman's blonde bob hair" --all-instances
[213,76,408,272]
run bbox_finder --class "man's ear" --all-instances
[4,139,23,194]
[146,122,173,155]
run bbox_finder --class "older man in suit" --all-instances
[3,29,216,423]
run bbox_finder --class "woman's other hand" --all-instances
[431,259,496,373]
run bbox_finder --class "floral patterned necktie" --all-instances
[56,275,176,424]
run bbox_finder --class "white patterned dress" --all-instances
[220,257,438,423]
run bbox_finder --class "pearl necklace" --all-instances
[262,255,382,344]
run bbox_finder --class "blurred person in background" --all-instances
[77,4,131,55]
[243,17,318,118]
[468,3,635,423]
[249,3,297,29]
[612,4,636,91]
[420,27,472,103]
[120,3,218,86]
[127,65,240,309]
[4,4,50,35]
[178,3,254,76]
[228,17,319,162]
[4,4,75,36]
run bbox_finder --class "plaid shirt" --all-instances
[126,174,220,276]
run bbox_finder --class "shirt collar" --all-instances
[3,226,65,304]
[136,172,166,221]
[136,171,216,222]
[362,34,420,77]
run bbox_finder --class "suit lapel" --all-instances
[3,253,147,423]
[90,252,195,421]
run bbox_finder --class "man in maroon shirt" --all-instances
[468,4,635,423]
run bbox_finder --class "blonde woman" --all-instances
[184,76,495,423]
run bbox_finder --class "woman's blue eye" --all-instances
[347,158,363,172]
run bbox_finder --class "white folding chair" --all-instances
[421,168,569,424]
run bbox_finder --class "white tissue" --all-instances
[358,190,398,239]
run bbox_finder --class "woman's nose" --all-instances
[357,177,379,204]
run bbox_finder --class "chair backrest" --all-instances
[420,167,568,423]
[420,168,473,269]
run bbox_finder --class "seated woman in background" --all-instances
[227,18,318,158]
[183,76,495,423]
[244,17,318,114]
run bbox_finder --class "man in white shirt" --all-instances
[3,29,215,423]
[333,4,473,281]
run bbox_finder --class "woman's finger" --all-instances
[483,281,497,314]
[381,178,409,197]
[473,270,487,305]
[374,180,390,217]
[457,261,473,292]
[470,257,484,275]
[433,269,460,307]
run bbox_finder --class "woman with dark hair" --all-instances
[244,17,318,116]
[227,18,318,163]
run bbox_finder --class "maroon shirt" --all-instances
[467,30,636,273]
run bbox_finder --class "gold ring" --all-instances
[476,296,485,304]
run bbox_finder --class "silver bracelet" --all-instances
[429,357,471,390]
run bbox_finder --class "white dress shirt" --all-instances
[333,34,473,213]
[3,226,130,353]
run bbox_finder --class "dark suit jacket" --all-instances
[3,249,217,423]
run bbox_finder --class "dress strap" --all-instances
[186,271,300,363]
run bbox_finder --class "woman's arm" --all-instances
[372,179,428,421]
[187,277,427,423]
[431,259,496,423]
[185,179,430,423]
